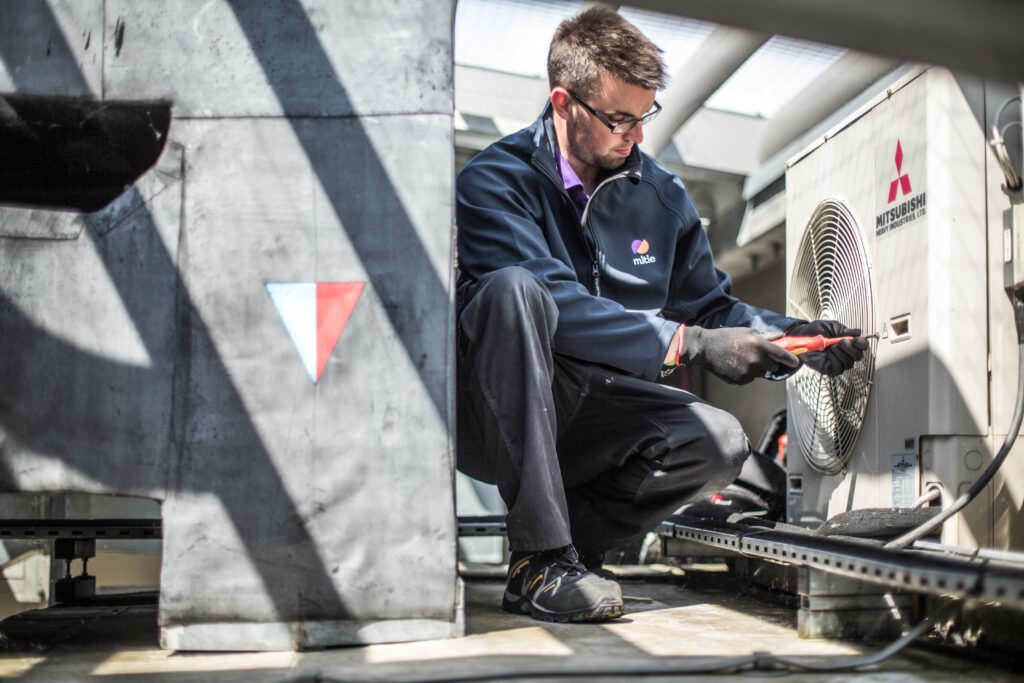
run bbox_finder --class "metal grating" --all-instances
[788,199,876,474]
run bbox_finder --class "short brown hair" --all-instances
[548,7,667,98]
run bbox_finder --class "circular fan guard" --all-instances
[788,199,875,475]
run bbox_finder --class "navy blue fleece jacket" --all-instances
[456,105,799,381]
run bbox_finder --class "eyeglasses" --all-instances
[569,91,662,134]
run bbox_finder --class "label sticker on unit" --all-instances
[891,451,917,508]
[267,282,365,383]
[875,137,927,239]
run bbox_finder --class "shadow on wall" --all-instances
[0,0,454,627]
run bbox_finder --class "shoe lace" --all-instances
[549,545,586,576]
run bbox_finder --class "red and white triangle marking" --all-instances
[267,282,364,383]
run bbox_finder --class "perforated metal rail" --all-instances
[0,517,495,540]
[0,519,161,540]
[456,515,507,537]
[658,517,1024,609]
[23,515,1016,609]
[3,518,500,540]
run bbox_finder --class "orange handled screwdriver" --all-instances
[772,334,877,356]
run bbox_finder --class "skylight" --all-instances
[704,36,846,118]
[453,2,848,138]
[455,1,716,83]
[454,0,581,79]
[616,8,715,77]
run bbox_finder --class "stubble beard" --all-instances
[567,116,627,173]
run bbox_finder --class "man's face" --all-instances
[564,73,656,173]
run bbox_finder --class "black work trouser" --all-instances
[456,266,750,555]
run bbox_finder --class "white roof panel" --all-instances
[705,37,846,118]
[454,0,582,79]
[616,8,716,78]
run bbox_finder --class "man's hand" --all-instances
[682,327,800,385]
[785,320,868,376]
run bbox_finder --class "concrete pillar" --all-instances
[0,0,459,650]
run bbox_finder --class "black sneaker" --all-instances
[501,545,623,622]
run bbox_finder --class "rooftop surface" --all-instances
[1,567,1019,682]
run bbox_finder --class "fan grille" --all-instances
[788,199,875,475]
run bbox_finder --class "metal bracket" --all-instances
[658,516,1024,609]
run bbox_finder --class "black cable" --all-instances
[768,600,958,672]
[886,295,1024,550]
[755,407,787,454]
[282,602,957,682]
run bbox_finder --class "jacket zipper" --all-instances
[580,171,630,298]
[532,158,632,297]
[532,159,602,294]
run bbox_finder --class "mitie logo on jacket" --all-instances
[631,239,656,266]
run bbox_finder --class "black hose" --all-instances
[755,407,787,454]
[886,295,1024,550]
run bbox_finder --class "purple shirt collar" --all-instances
[555,148,589,218]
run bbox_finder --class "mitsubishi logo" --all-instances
[876,138,927,238]
[887,140,912,204]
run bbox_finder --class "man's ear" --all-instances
[550,88,572,119]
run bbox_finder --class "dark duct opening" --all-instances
[0,94,170,213]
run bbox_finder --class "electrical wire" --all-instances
[912,538,1024,565]
[886,296,1024,550]
[989,96,1023,191]
[994,96,1021,130]
[911,487,940,508]
[990,132,1022,192]
[284,602,957,682]
[767,600,957,673]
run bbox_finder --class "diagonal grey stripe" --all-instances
[0,1,351,619]
[226,0,451,419]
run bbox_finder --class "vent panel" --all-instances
[788,199,876,474]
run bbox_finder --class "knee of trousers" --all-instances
[673,404,750,489]
[465,266,558,334]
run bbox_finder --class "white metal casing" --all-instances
[785,68,1024,550]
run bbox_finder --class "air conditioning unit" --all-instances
[785,67,1024,550]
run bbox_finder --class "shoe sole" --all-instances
[530,595,624,623]
[501,590,623,623]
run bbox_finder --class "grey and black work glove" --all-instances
[682,327,800,385]
[785,320,868,376]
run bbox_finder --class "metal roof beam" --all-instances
[624,0,1024,83]
[641,26,768,158]
[759,51,899,163]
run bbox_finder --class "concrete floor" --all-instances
[0,567,1020,682]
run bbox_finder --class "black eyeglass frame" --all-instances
[568,91,662,134]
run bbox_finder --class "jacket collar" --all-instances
[530,102,643,186]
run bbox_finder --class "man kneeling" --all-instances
[454,7,866,622]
